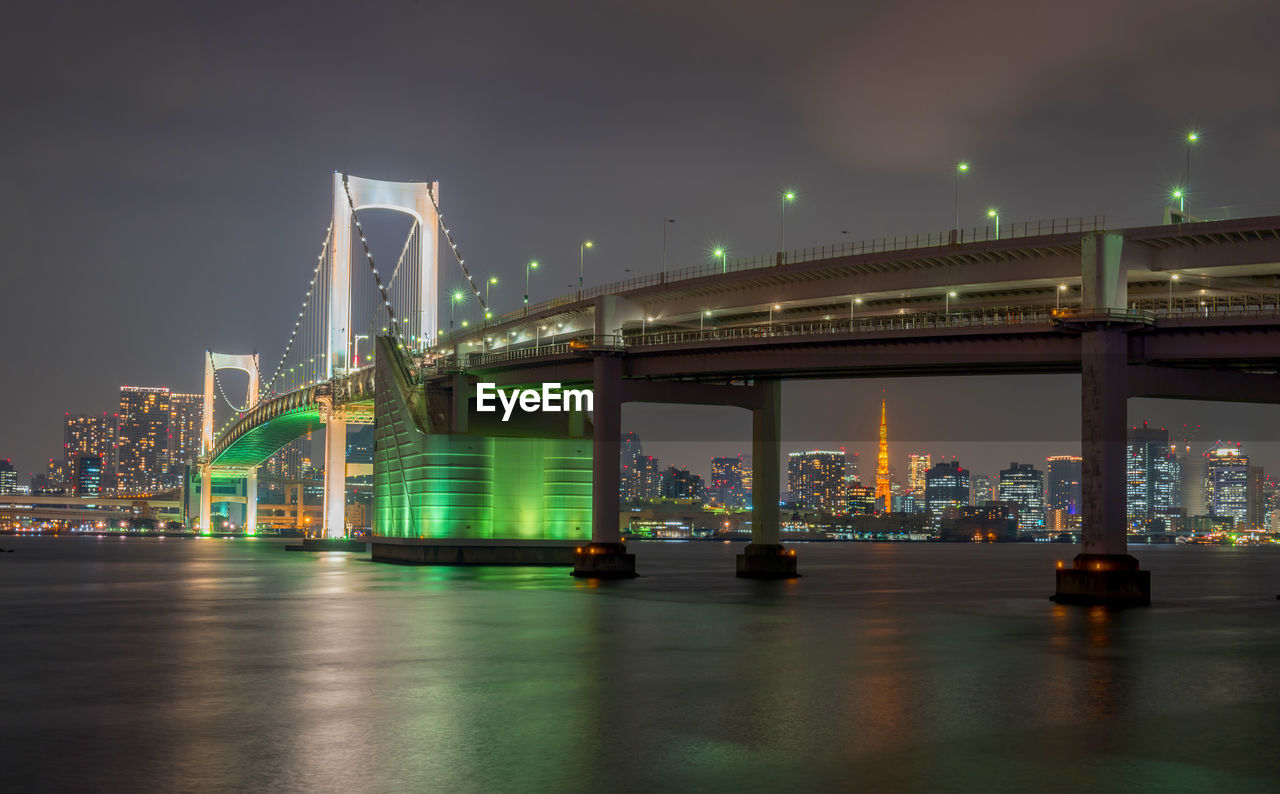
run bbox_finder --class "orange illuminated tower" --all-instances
[875,397,891,512]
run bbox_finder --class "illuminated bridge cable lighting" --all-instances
[208,352,257,414]
[261,222,332,397]
[424,181,486,313]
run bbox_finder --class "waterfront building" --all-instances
[0,459,16,495]
[1206,443,1249,528]
[787,450,847,513]
[970,474,996,506]
[1046,455,1082,516]
[709,455,747,509]
[1127,423,1180,529]
[998,462,1045,532]
[116,386,171,495]
[660,466,704,501]
[907,453,931,499]
[167,393,203,484]
[620,431,645,502]
[845,477,876,515]
[1179,444,1207,517]
[74,455,104,496]
[925,460,970,517]
[63,412,117,492]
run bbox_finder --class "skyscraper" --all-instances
[1046,456,1082,516]
[0,459,16,495]
[788,450,846,512]
[907,453,931,498]
[1127,423,1180,529]
[620,431,644,502]
[709,456,747,508]
[1206,443,1249,527]
[660,466,704,501]
[167,393,203,481]
[638,455,661,500]
[63,412,117,492]
[970,474,996,506]
[115,386,171,495]
[998,462,1045,532]
[875,399,890,512]
[925,461,970,516]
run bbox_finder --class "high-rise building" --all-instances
[74,455,104,496]
[907,453,931,498]
[0,459,16,495]
[875,399,890,512]
[998,462,1045,532]
[708,456,748,508]
[926,458,962,514]
[63,412,117,492]
[1206,444,1249,528]
[620,431,645,502]
[1248,467,1266,531]
[844,475,876,515]
[116,386,171,495]
[970,474,996,506]
[787,450,846,512]
[638,455,662,500]
[167,393,203,477]
[1046,456,1082,516]
[925,461,970,516]
[1127,423,1180,529]
[660,466,704,501]
[1179,445,1207,517]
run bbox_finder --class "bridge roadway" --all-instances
[209,215,1280,599]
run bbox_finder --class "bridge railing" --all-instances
[477,215,1107,329]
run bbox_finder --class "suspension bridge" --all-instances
[198,171,1280,601]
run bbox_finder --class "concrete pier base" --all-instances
[736,543,800,579]
[571,542,637,578]
[371,537,578,566]
[1051,554,1150,606]
[285,538,368,552]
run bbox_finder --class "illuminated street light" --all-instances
[1172,188,1185,213]
[525,260,539,306]
[450,289,465,332]
[849,296,862,330]
[1057,283,1067,310]
[714,247,727,274]
[579,241,593,295]
[1185,130,1199,213]
[701,309,712,333]
[987,207,999,240]
[954,162,969,233]
[780,190,797,252]
[1169,272,1180,312]
[769,304,780,327]
[945,290,958,314]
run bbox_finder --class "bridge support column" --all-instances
[245,468,258,535]
[739,379,797,578]
[1053,327,1148,605]
[322,416,347,538]
[199,465,212,533]
[573,353,636,578]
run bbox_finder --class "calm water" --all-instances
[2,537,1279,793]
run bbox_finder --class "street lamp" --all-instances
[352,334,369,368]
[714,247,727,274]
[1185,130,1199,213]
[642,316,653,336]
[780,190,796,252]
[1172,188,1185,214]
[954,162,969,233]
[579,241,593,295]
[662,219,675,271]
[700,310,711,333]
[987,207,999,240]
[484,276,497,323]
[1057,284,1067,310]
[1169,273,1180,312]
[525,260,538,307]
[945,290,957,314]
[450,290,464,333]
[769,304,780,327]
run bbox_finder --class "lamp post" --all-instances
[579,241,593,296]
[850,296,861,331]
[769,304,780,327]
[642,316,653,336]
[484,276,497,324]
[662,219,675,271]
[987,207,999,240]
[352,334,369,368]
[450,290,464,334]
[714,247,727,274]
[1057,284,1067,310]
[954,162,969,233]
[524,260,538,309]
[700,310,711,333]
[780,190,796,252]
[1172,189,1185,214]
[945,290,957,314]
[1169,273,1180,312]
[1185,131,1199,213]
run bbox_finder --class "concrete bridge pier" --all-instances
[1053,326,1149,606]
[573,354,637,578]
[322,414,347,538]
[737,379,798,578]
[245,467,258,535]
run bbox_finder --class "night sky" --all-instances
[5,0,1280,483]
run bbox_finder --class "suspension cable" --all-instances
[261,223,332,396]
[343,174,406,341]
[209,352,255,414]
[424,182,486,312]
